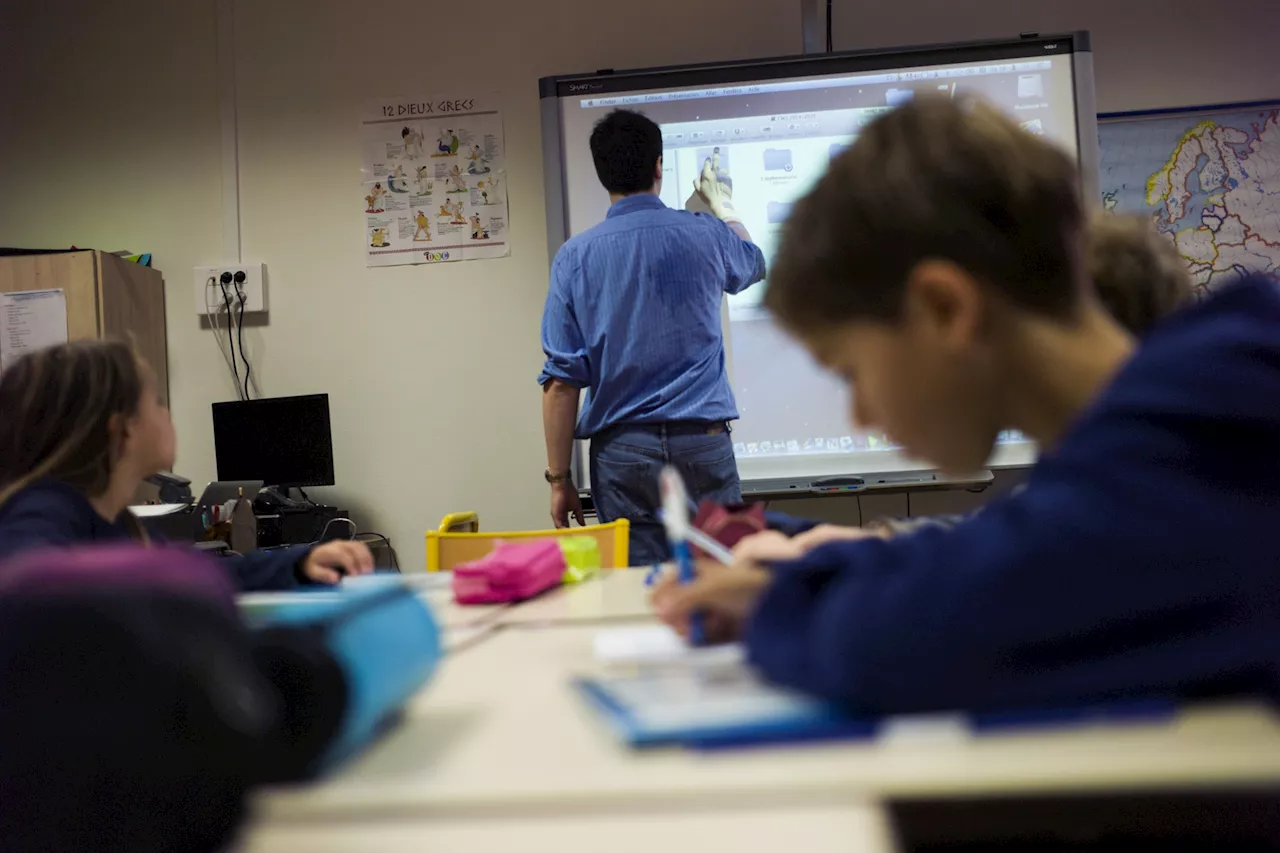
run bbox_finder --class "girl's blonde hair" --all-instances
[0,340,151,543]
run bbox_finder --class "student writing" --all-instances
[0,341,374,589]
[654,96,1280,713]
[759,211,1197,551]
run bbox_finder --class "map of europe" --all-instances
[1100,105,1280,294]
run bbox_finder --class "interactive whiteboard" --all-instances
[540,33,1099,489]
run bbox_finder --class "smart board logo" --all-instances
[568,83,601,92]
[424,251,450,262]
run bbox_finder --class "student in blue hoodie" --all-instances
[0,341,374,589]
[756,211,1198,550]
[654,96,1280,713]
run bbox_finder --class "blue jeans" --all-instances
[589,423,742,566]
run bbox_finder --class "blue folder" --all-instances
[575,664,1177,751]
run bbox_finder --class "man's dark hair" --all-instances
[766,96,1084,331]
[589,109,662,195]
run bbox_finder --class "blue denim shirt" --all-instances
[538,194,766,438]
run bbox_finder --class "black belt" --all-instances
[593,420,731,440]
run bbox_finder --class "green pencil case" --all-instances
[559,536,601,584]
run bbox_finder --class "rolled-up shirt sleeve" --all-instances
[538,247,591,388]
[710,216,766,295]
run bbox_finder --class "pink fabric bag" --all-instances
[452,540,566,604]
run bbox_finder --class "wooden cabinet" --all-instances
[0,250,169,396]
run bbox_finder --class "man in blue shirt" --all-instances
[539,109,766,564]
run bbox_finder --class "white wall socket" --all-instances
[193,263,268,316]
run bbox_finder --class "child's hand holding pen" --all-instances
[648,523,889,641]
[649,480,782,644]
[649,555,771,645]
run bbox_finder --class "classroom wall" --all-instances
[1,0,1272,566]
[0,0,801,570]
[831,0,1279,113]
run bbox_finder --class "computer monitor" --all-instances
[211,394,336,488]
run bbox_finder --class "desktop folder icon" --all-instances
[885,88,914,107]
[766,201,792,224]
[762,149,793,172]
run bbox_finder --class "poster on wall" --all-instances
[361,94,510,268]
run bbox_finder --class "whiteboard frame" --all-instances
[540,33,1097,494]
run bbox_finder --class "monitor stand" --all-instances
[256,486,310,512]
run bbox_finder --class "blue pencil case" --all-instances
[247,576,441,778]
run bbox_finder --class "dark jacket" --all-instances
[0,480,312,592]
[748,275,1280,714]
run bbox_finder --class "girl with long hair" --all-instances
[0,340,372,588]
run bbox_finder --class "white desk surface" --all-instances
[244,802,894,853]
[369,571,510,630]
[238,573,506,654]
[254,621,1280,825]
[238,573,506,630]
[494,566,654,627]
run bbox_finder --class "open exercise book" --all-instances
[578,626,869,748]
[577,626,1178,750]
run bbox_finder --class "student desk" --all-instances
[395,572,506,630]
[493,565,654,627]
[238,573,506,653]
[246,609,1280,852]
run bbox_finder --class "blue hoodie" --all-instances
[0,480,312,592]
[747,275,1280,713]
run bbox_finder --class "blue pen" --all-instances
[659,466,704,645]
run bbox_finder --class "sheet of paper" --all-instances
[0,289,68,371]
[129,503,191,518]
[603,666,828,732]
[593,625,744,668]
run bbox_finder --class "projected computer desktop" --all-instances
[540,33,1099,493]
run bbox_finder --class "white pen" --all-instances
[685,526,734,566]
[656,508,734,565]
[659,466,705,644]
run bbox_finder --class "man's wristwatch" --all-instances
[545,468,573,485]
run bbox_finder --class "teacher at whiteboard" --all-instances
[538,109,766,565]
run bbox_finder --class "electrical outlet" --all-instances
[193,263,268,316]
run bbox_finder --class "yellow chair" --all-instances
[438,511,480,533]
[425,517,630,571]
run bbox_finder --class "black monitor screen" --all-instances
[212,394,335,487]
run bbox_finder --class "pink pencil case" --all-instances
[452,540,566,604]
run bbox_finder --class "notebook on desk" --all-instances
[578,625,866,748]
[576,627,1179,750]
